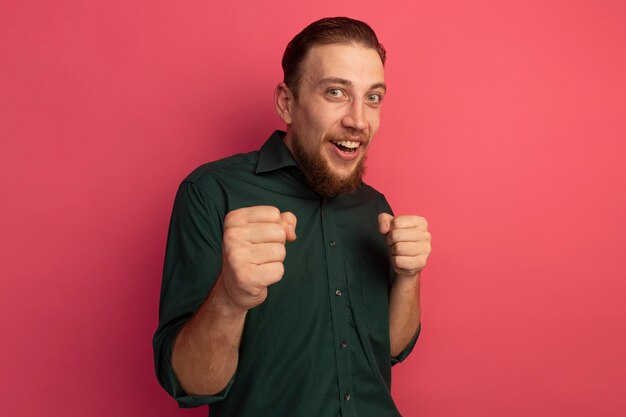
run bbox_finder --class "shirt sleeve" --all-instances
[391,324,420,365]
[152,180,233,407]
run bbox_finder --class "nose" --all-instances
[341,100,368,132]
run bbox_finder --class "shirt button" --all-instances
[344,393,351,401]
[340,340,348,348]
[335,289,342,296]
[329,240,336,247]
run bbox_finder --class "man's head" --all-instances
[282,17,386,99]
[275,17,387,198]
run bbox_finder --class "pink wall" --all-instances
[2,1,625,416]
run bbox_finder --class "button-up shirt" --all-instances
[153,131,418,417]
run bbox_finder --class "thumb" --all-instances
[378,213,393,235]
[280,211,297,242]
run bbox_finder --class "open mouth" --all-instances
[330,140,361,154]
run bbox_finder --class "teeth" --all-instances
[333,140,360,149]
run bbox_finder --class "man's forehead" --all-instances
[302,43,385,86]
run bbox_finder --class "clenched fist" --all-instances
[221,206,297,311]
[378,213,431,279]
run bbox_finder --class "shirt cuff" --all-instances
[391,323,420,366]
[173,376,235,408]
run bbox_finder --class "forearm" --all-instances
[388,272,421,357]
[172,276,247,395]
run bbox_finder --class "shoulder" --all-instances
[183,150,260,193]
[358,182,393,214]
[355,181,388,203]
[186,150,259,181]
[358,182,384,198]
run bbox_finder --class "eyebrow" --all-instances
[319,77,387,93]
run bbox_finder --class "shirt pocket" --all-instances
[358,249,391,336]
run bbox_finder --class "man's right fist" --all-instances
[220,206,297,312]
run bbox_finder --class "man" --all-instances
[154,17,431,417]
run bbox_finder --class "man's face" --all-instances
[282,43,386,197]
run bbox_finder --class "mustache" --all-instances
[324,130,370,142]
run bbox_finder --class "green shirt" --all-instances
[153,131,418,417]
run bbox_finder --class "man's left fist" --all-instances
[378,213,431,278]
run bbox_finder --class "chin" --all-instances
[332,168,357,181]
[292,130,367,198]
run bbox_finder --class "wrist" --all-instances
[395,270,421,281]
[393,271,421,293]
[208,276,249,322]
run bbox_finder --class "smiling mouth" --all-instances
[330,140,361,153]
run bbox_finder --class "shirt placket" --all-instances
[321,200,356,417]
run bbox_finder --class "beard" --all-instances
[291,131,368,198]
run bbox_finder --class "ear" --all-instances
[274,82,294,125]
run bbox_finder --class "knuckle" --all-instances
[225,209,242,224]
[273,221,286,233]
[223,227,240,242]
[275,225,287,241]
[390,217,400,228]
[275,262,285,277]
[399,256,418,271]
[267,262,285,282]
[282,211,297,223]
[397,258,410,270]
[267,223,286,241]
[276,244,286,260]
[226,247,246,266]
[266,206,281,220]
[394,242,406,254]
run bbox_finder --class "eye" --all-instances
[366,93,382,104]
[327,88,345,98]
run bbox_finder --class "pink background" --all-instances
[2,1,625,416]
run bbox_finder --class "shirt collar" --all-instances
[255,130,299,174]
